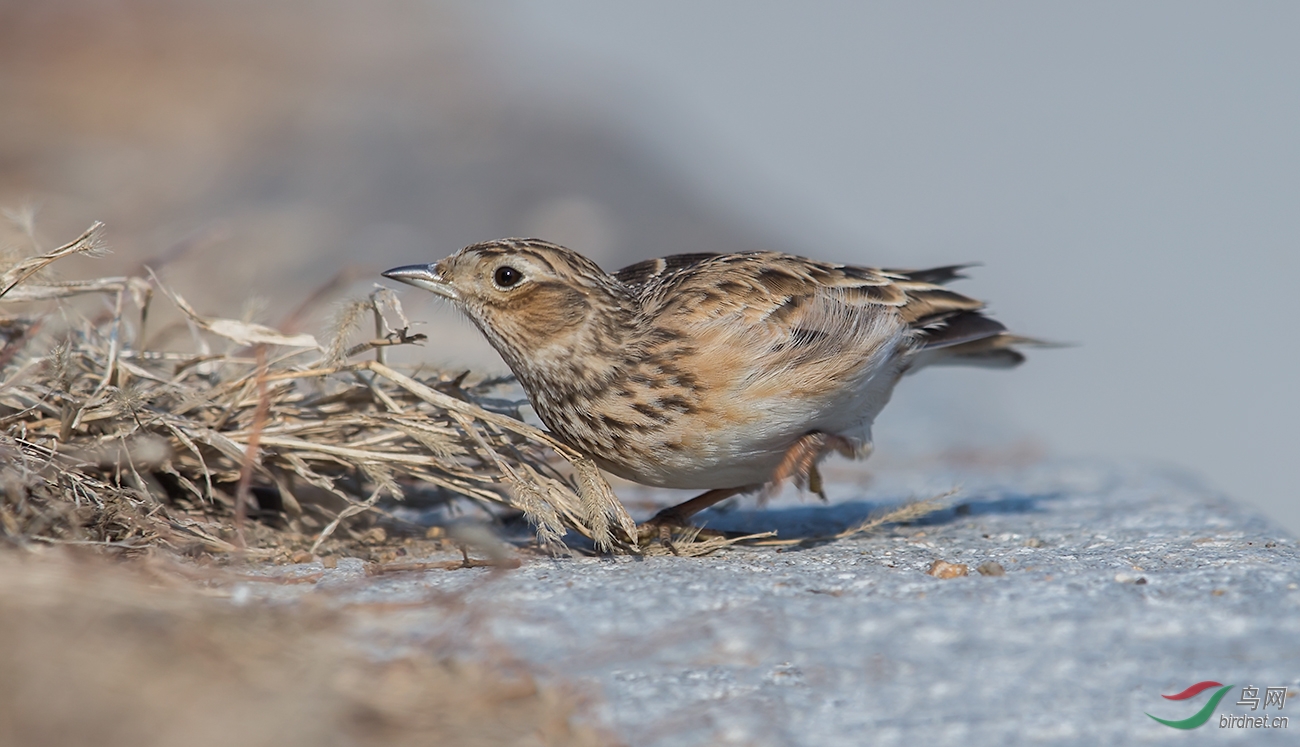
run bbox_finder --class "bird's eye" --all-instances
[493,265,523,288]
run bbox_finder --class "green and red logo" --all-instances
[1146,681,1235,729]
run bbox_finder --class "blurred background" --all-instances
[2,0,1296,531]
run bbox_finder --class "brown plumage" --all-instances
[384,239,1038,531]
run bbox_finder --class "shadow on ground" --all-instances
[691,491,1064,542]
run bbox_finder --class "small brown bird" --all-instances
[384,239,1036,533]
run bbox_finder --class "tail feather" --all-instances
[882,262,1058,372]
[925,337,1026,368]
[916,310,1007,350]
[887,263,978,286]
[909,331,1057,372]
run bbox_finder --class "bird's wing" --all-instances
[614,253,721,287]
[633,253,1027,373]
[628,254,910,408]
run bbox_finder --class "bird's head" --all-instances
[383,238,628,374]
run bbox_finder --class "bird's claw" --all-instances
[638,508,689,554]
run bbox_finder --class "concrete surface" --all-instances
[242,461,1299,746]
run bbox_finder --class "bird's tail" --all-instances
[907,310,1060,372]
[883,264,1063,372]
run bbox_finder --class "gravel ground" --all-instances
[242,461,1299,746]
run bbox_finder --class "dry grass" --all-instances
[1,223,623,745]
[751,490,958,548]
[1,223,638,559]
[0,550,614,747]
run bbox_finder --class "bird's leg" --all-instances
[638,432,858,549]
[647,487,749,527]
[640,486,757,550]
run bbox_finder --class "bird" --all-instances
[383,238,1038,538]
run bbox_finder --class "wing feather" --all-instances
[624,252,1027,373]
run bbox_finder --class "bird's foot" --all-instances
[638,507,689,554]
[636,486,754,554]
[808,462,827,503]
[767,431,859,501]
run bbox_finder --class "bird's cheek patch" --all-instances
[509,282,590,335]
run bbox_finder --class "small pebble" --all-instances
[927,560,969,579]
[976,561,1006,577]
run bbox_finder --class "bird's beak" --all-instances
[381,263,457,300]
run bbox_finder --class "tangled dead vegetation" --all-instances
[1,223,640,559]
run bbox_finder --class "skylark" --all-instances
[384,239,1038,535]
